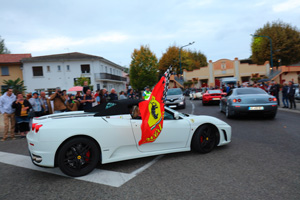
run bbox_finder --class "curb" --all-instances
[277,107,300,114]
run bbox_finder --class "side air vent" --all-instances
[222,130,228,141]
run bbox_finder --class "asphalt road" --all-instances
[0,98,300,200]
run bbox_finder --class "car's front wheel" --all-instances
[57,137,100,177]
[191,124,217,153]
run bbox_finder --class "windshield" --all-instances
[208,90,222,94]
[167,88,182,95]
[236,88,266,95]
[165,107,186,118]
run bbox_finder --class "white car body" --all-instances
[189,91,203,100]
[27,107,231,176]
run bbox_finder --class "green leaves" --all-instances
[2,78,26,94]
[251,21,300,66]
[0,36,11,54]
[129,45,158,91]
[158,45,207,74]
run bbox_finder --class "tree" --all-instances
[74,76,93,91]
[251,21,300,66]
[2,78,26,94]
[0,36,11,54]
[159,45,207,74]
[129,45,158,91]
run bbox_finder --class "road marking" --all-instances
[0,151,162,187]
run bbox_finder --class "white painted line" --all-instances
[0,151,162,187]
[131,155,163,175]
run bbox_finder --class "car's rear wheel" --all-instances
[225,105,233,118]
[219,102,223,113]
[57,137,100,177]
[191,124,217,153]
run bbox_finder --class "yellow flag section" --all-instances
[138,76,166,145]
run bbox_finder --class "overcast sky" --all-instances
[1,0,300,67]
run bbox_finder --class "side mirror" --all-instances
[174,111,179,120]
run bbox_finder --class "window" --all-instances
[67,65,70,71]
[105,66,108,73]
[1,66,9,76]
[32,66,43,76]
[58,65,61,71]
[113,69,115,75]
[81,64,90,73]
[47,66,50,72]
[221,62,226,70]
[110,68,112,74]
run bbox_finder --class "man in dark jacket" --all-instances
[270,82,280,106]
[281,82,289,108]
[287,81,296,109]
[109,88,118,101]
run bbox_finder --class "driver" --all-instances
[132,105,141,119]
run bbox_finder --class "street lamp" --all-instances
[251,34,273,69]
[179,41,195,75]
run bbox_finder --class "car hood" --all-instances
[166,94,183,99]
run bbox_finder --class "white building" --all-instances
[22,52,126,93]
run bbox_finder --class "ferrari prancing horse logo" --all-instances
[148,96,162,130]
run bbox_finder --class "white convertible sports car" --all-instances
[27,99,231,177]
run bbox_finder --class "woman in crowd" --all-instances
[99,89,107,104]
[75,91,83,110]
[12,93,32,137]
[119,91,127,100]
[29,91,44,117]
[95,90,101,105]
[66,94,80,111]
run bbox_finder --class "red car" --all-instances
[202,89,226,105]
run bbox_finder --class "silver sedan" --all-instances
[220,88,278,119]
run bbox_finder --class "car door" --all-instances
[130,109,191,152]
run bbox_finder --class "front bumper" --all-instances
[165,100,185,108]
[217,124,232,146]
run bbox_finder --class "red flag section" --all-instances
[138,76,166,145]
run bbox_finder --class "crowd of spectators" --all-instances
[0,84,144,141]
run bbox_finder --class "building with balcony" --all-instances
[21,52,126,93]
[0,54,32,94]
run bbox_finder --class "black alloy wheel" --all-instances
[57,137,100,177]
[191,124,217,153]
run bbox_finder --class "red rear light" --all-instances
[35,124,43,133]
[273,98,277,101]
[238,99,241,102]
[233,99,237,103]
[32,123,38,131]
[269,98,277,101]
